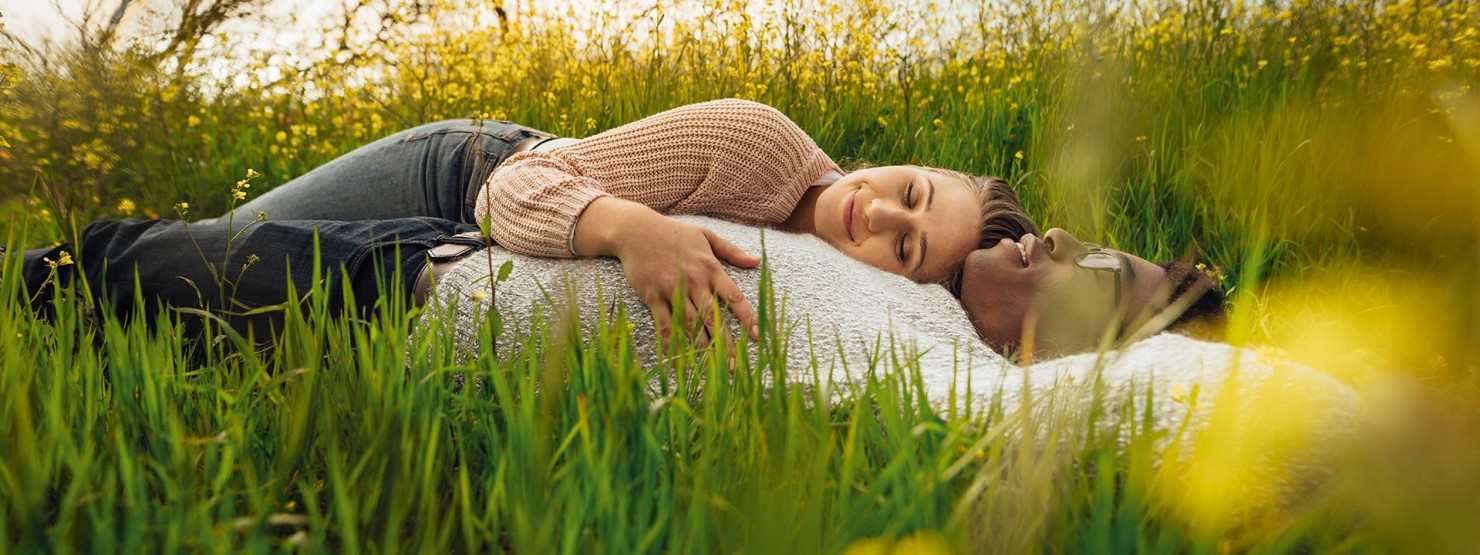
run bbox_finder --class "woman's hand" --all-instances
[573,197,761,347]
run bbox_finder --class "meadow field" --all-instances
[2,0,1478,552]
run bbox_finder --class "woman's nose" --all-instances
[1043,228,1087,260]
[865,199,909,233]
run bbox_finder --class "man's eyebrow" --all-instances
[1117,253,1136,285]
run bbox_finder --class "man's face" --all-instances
[958,228,1168,358]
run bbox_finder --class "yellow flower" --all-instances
[1014,150,1024,161]
[187,115,201,127]
[232,190,247,201]
[174,202,190,214]
[117,198,137,215]
[876,116,888,127]
[44,251,74,269]
[246,168,261,179]
[275,131,288,143]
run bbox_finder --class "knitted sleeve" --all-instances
[472,98,841,258]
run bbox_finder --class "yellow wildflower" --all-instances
[117,198,137,215]
[43,251,74,269]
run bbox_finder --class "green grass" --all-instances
[3,0,1479,552]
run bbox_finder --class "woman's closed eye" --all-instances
[897,233,911,263]
[904,180,916,208]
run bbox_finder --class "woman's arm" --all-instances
[474,99,838,342]
[473,98,839,257]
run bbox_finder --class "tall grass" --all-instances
[3,0,1479,552]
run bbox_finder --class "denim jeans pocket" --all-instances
[402,120,529,143]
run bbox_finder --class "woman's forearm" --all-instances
[571,197,660,258]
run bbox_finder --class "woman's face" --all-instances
[959,228,1168,358]
[809,166,981,283]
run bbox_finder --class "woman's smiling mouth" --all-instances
[843,190,858,242]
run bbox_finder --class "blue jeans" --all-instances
[213,118,552,223]
[57,119,553,334]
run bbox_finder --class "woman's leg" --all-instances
[218,120,553,223]
[67,217,480,337]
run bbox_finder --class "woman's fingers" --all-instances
[613,218,763,347]
[703,228,761,268]
[648,299,674,349]
[711,277,759,340]
[686,298,713,349]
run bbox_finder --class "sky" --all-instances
[2,0,343,52]
[3,0,88,45]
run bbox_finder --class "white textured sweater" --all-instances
[421,216,1361,509]
[425,216,1357,424]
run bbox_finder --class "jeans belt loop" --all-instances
[412,231,491,306]
[509,135,550,154]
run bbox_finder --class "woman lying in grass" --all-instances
[194,97,1035,341]
[16,98,1220,359]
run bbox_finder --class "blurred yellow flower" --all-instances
[187,115,201,127]
[117,198,137,215]
[840,538,890,555]
[841,532,953,555]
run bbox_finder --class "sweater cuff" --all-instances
[565,191,608,257]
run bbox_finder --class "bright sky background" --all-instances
[4,0,971,89]
[3,0,86,45]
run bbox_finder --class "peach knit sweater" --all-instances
[472,99,841,257]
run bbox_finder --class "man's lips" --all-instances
[843,190,858,242]
[1019,234,1039,266]
[1000,237,1029,268]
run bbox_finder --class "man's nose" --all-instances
[1043,227,1087,260]
[865,199,909,233]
